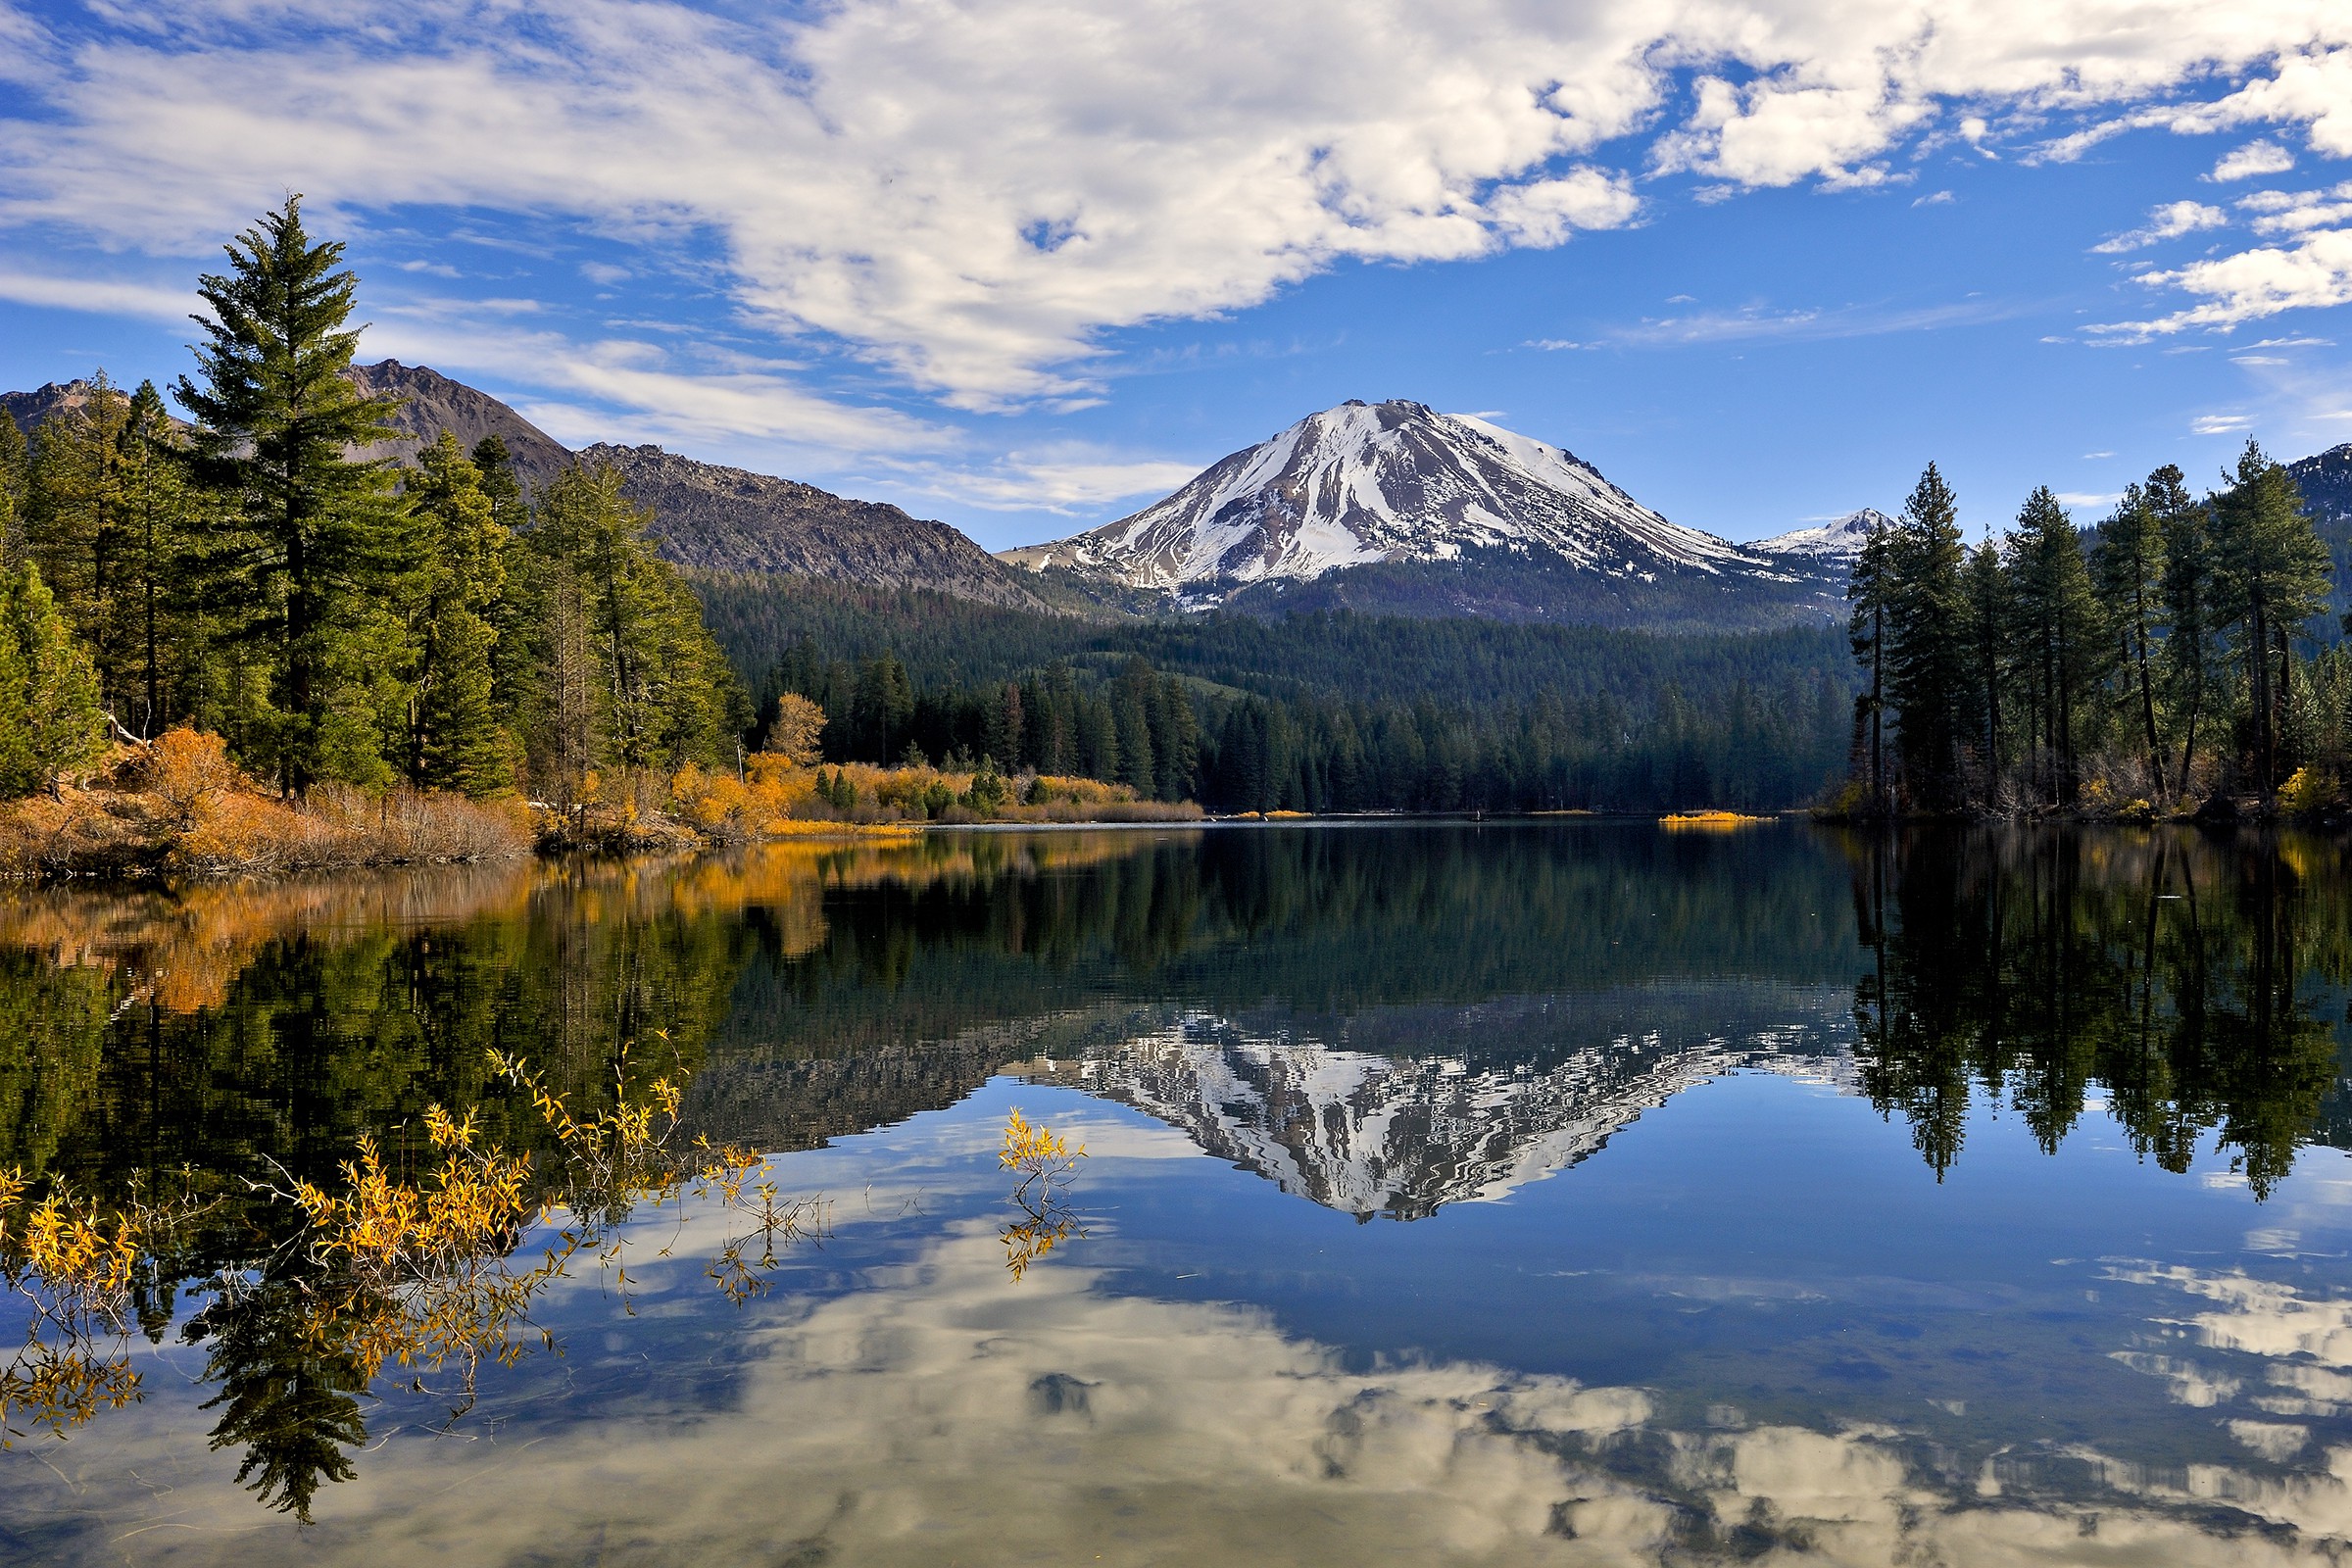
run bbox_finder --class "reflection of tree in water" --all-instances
[186,1278,368,1520]
[1849,830,2344,1194]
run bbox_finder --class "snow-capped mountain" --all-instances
[1751,508,1892,568]
[1003,399,1768,595]
[999,400,1849,629]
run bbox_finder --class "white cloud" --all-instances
[2194,413,2255,433]
[359,310,959,463]
[2101,228,2352,339]
[2238,182,2352,235]
[907,451,1206,514]
[2091,200,2229,254]
[1913,189,1956,206]
[1594,297,2018,347]
[0,3,2342,416]
[2209,140,2297,180]
[47,1219,2352,1567]
[0,268,190,321]
[2056,490,2123,507]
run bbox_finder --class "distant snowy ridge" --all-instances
[1751,508,1892,568]
[1000,399,1778,598]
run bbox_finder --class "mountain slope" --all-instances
[2290,444,2352,632]
[347,359,575,493]
[577,443,1054,610]
[1002,399,1843,630]
[2,379,188,436]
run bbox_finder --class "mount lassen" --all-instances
[999,399,1847,629]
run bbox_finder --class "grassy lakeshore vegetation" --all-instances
[1838,452,2349,819]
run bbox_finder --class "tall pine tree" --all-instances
[2091,481,2169,795]
[404,432,512,796]
[1846,513,1894,811]
[1886,464,1969,809]
[173,196,403,794]
[2207,439,2328,800]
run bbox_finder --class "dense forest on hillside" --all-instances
[1846,451,2348,815]
[707,575,1856,811]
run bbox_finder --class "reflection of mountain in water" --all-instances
[1032,986,1854,1219]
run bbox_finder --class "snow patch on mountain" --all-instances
[1000,399,1775,597]
[1752,509,1891,567]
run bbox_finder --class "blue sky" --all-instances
[3,1,2350,552]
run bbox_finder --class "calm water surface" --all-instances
[5,823,2352,1564]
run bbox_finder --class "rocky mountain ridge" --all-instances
[4,363,1054,612]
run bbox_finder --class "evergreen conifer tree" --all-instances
[0,562,106,796]
[1962,540,2011,809]
[2091,482,2169,795]
[25,370,132,696]
[2008,488,2101,806]
[1846,514,1894,811]
[0,411,26,566]
[1886,464,1970,809]
[120,381,201,738]
[404,432,512,796]
[173,196,403,794]
[2207,439,2329,799]
[514,462,740,796]
[2153,466,2218,796]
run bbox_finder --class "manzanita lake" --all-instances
[3,821,2351,1565]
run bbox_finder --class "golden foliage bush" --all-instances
[2278,766,2339,815]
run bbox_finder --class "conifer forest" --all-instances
[1843,453,2342,817]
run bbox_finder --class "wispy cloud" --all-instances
[1583,297,2020,348]
[1,1,2350,418]
[0,269,189,320]
[2193,413,2253,434]
[2095,228,2352,341]
[2090,201,2228,254]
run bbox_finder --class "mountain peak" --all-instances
[1000,400,1765,601]
[1751,508,1894,566]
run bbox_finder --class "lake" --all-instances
[4,822,2352,1565]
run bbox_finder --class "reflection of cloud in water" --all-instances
[31,1232,2352,1565]
[2113,1263,2352,1380]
